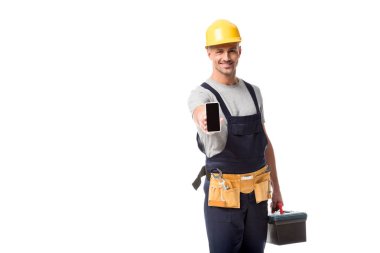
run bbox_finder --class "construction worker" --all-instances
[189,19,283,253]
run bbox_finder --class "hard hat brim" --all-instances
[206,37,241,47]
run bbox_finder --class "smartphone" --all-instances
[206,102,221,132]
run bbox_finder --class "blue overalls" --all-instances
[197,81,269,253]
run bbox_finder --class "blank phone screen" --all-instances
[206,102,220,132]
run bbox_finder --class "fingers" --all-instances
[195,105,225,133]
[200,116,225,133]
[271,200,284,213]
[270,201,277,213]
[200,114,207,132]
[197,112,207,133]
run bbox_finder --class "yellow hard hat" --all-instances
[206,19,241,47]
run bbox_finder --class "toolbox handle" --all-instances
[272,202,285,214]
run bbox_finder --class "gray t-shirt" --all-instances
[188,77,265,158]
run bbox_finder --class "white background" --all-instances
[1,0,380,252]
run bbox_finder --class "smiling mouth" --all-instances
[221,63,233,68]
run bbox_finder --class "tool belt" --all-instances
[193,165,272,209]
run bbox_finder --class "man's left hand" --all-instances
[270,190,283,213]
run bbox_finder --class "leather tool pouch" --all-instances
[253,171,272,203]
[208,175,240,208]
[208,167,272,208]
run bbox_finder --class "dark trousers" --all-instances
[204,179,268,253]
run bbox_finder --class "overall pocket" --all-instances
[208,176,240,208]
[229,120,267,159]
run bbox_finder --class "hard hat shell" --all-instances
[206,19,241,47]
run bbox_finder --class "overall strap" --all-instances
[201,83,232,119]
[244,81,261,116]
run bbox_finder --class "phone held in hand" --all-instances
[206,102,221,132]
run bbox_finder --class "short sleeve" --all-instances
[187,86,213,116]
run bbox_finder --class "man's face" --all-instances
[207,43,241,77]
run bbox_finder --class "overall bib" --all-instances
[198,82,269,253]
